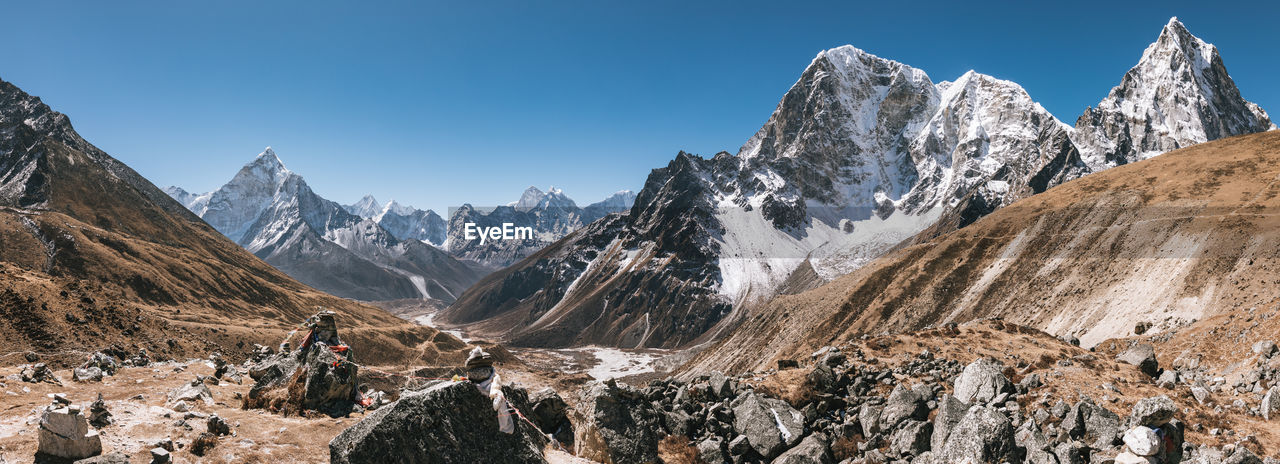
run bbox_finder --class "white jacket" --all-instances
[473,371,515,434]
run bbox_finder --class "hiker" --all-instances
[465,347,514,434]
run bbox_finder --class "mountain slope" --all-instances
[168,151,482,303]
[686,130,1280,374]
[0,77,463,365]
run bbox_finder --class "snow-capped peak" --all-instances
[1072,17,1273,169]
[513,186,545,209]
[380,199,417,218]
[344,195,382,218]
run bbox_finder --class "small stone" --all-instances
[150,447,171,464]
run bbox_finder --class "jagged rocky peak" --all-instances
[735,44,939,210]
[899,70,1085,216]
[1074,17,1274,169]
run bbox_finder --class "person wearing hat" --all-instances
[466,347,514,434]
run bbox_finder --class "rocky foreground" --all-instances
[2,319,1278,463]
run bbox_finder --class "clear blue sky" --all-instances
[1,1,1275,213]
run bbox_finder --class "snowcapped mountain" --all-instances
[166,149,482,302]
[444,187,634,267]
[442,18,1272,349]
[343,196,448,246]
[343,194,383,219]
[1073,17,1274,170]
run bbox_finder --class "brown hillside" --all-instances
[687,130,1280,375]
[0,79,463,368]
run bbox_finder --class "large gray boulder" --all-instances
[1130,395,1176,427]
[1117,343,1159,377]
[937,406,1016,464]
[889,420,932,458]
[771,434,833,464]
[731,391,805,458]
[167,378,213,407]
[329,380,546,464]
[1262,386,1280,421]
[880,385,927,429]
[953,358,1013,404]
[575,380,664,464]
[1061,398,1121,449]
[930,394,969,450]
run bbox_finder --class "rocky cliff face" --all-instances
[448,18,1272,350]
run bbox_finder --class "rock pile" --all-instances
[570,344,1271,464]
[36,397,102,460]
[244,311,361,417]
[20,363,60,385]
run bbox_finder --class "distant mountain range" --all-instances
[441,17,1275,349]
[164,150,483,303]
[166,160,635,301]
[444,186,636,268]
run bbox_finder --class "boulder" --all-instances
[1116,343,1159,377]
[207,414,231,436]
[937,406,1016,464]
[708,371,733,398]
[574,380,663,464]
[1224,447,1263,464]
[1253,340,1277,357]
[167,378,213,406]
[930,394,969,449]
[1262,386,1280,421]
[953,358,1012,404]
[697,437,725,464]
[528,388,573,446]
[149,447,171,464]
[879,385,927,429]
[859,403,884,435]
[72,367,104,383]
[1114,451,1156,464]
[731,391,804,458]
[37,405,102,460]
[330,380,546,464]
[771,434,833,464]
[72,452,129,463]
[1130,396,1176,427]
[1061,398,1121,449]
[1122,427,1160,457]
[888,420,932,457]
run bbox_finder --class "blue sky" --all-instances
[1,1,1275,213]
